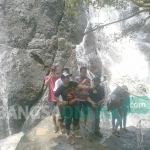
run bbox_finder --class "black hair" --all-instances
[122,85,128,91]
[62,68,70,73]
[80,66,87,72]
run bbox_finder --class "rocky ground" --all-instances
[15,116,150,150]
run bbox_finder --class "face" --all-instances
[51,69,57,74]
[63,77,70,84]
[80,69,87,78]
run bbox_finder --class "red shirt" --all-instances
[45,75,60,102]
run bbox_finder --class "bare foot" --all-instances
[53,126,58,133]
[57,132,64,138]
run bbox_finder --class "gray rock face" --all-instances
[22,88,50,133]
[0,45,46,138]
[0,0,88,139]
[5,0,64,49]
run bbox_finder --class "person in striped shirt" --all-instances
[74,67,91,129]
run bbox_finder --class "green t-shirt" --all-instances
[121,96,130,111]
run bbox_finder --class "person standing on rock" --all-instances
[53,68,71,137]
[87,76,105,139]
[107,86,124,137]
[119,85,130,132]
[54,72,95,145]
[44,65,60,133]
[74,67,91,129]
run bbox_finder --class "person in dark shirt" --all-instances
[87,76,105,138]
[54,72,95,145]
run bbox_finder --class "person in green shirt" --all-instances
[119,85,130,132]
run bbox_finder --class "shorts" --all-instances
[58,106,65,122]
[76,100,88,116]
[49,102,58,116]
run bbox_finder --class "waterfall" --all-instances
[75,4,150,129]
[0,1,150,149]
[0,8,11,139]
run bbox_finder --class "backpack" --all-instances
[107,86,124,111]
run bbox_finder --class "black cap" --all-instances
[61,72,72,79]
[93,76,100,82]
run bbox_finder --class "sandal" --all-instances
[67,136,75,145]
[112,130,120,137]
[72,132,82,138]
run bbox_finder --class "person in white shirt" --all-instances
[53,68,71,137]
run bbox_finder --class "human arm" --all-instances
[44,75,51,86]
[98,87,105,105]
[81,78,91,85]
[87,97,96,108]
[54,87,67,106]
[74,77,90,85]
[128,96,131,112]
[87,89,96,108]
[97,99,104,105]
[53,95,67,106]
[77,84,95,90]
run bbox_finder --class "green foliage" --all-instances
[133,0,149,4]
[64,0,82,17]
[65,0,150,36]
[66,0,150,15]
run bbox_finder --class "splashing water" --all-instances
[75,4,150,129]
[91,6,149,94]
[0,132,24,150]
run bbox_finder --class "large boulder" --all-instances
[0,45,46,137]
[22,88,50,133]
[15,117,107,150]
[0,0,89,139]
[0,0,65,139]
[5,0,64,49]
[15,116,150,150]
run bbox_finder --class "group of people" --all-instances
[44,65,130,144]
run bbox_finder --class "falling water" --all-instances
[76,4,150,129]
[0,8,12,139]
